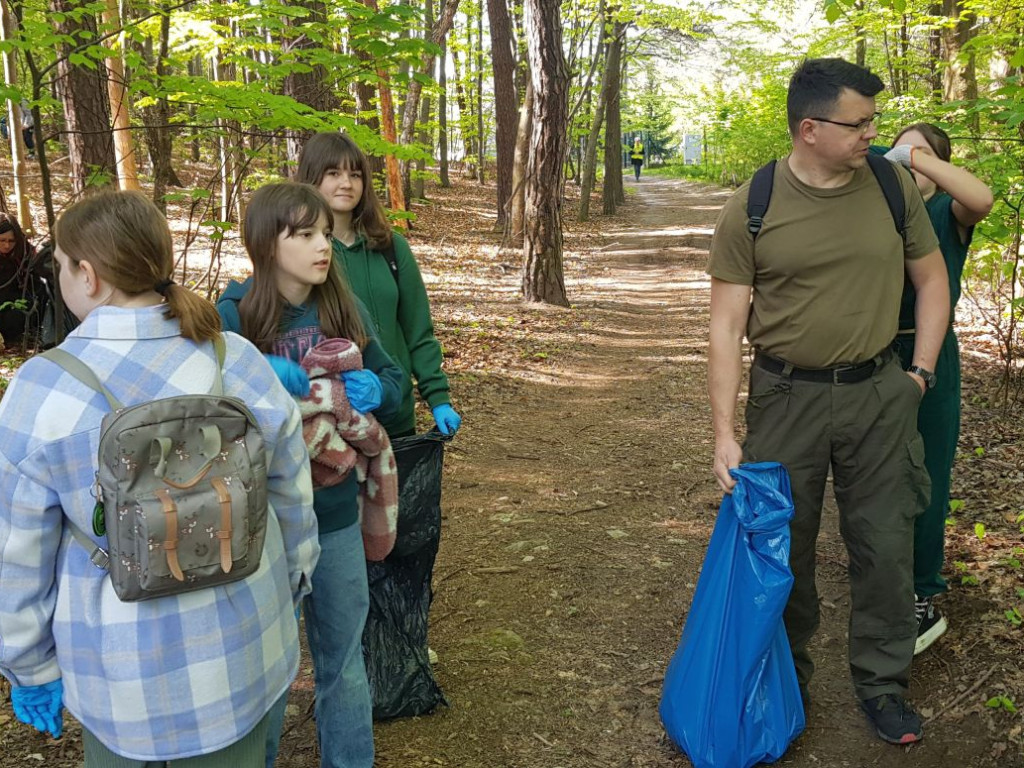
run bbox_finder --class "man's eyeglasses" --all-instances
[808,111,881,134]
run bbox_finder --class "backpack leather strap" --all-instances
[210,476,234,574]
[155,488,184,581]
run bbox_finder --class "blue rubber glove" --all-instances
[432,404,462,435]
[341,370,383,412]
[265,354,310,398]
[11,679,64,739]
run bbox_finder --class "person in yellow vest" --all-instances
[630,138,645,181]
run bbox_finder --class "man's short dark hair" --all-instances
[787,58,884,135]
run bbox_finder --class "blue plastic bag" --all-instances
[659,462,804,768]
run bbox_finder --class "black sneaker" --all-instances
[860,694,923,744]
[914,595,948,655]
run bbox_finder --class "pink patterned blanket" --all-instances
[299,338,398,561]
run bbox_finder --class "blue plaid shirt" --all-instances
[0,305,320,760]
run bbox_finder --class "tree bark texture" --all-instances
[450,46,475,174]
[508,79,532,243]
[521,0,568,306]
[361,0,407,218]
[601,17,624,215]
[137,7,182,212]
[487,0,517,224]
[102,0,140,191]
[51,0,116,194]
[283,0,339,166]
[578,26,608,222]
[352,48,386,179]
[941,0,979,133]
[438,34,450,187]
[398,0,460,145]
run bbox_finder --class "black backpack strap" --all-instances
[865,153,906,242]
[746,160,777,239]
[381,239,399,285]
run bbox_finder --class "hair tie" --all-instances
[154,278,174,296]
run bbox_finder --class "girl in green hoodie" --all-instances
[297,132,461,438]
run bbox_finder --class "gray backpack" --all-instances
[43,336,269,602]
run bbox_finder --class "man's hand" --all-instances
[907,371,926,396]
[713,438,743,493]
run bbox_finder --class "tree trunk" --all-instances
[941,0,979,133]
[102,0,140,191]
[283,0,339,166]
[521,0,568,306]
[476,4,484,184]
[508,79,532,243]
[51,0,116,194]
[137,7,182,212]
[353,50,386,179]
[928,3,943,102]
[361,0,407,217]
[0,0,32,230]
[578,21,609,223]
[398,0,460,146]
[601,17,624,215]
[411,0,435,202]
[438,34,450,187]
[487,0,517,223]
[450,46,475,175]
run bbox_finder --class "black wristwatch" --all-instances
[907,365,937,389]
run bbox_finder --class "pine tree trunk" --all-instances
[438,34,450,188]
[397,0,460,162]
[450,47,475,176]
[578,25,608,222]
[487,0,517,224]
[475,4,484,185]
[353,50,386,179]
[508,79,531,243]
[102,0,139,191]
[137,7,182,212]
[928,3,943,102]
[601,18,624,215]
[283,0,339,166]
[521,0,568,306]
[941,0,979,133]
[51,0,116,194]
[361,0,407,217]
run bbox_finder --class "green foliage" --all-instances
[623,62,678,162]
[986,695,1018,714]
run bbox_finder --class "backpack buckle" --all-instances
[747,216,764,236]
[89,547,110,570]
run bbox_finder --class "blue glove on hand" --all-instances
[341,370,383,413]
[265,355,310,398]
[432,404,462,435]
[11,679,64,739]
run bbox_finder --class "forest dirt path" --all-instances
[343,176,1007,768]
[0,176,1013,768]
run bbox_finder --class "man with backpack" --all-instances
[706,58,949,745]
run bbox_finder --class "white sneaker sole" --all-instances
[914,615,948,655]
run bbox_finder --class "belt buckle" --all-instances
[832,364,855,385]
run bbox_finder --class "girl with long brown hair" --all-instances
[217,181,408,768]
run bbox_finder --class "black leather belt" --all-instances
[754,349,892,385]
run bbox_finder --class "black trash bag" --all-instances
[363,430,450,720]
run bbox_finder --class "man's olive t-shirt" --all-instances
[708,157,940,368]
